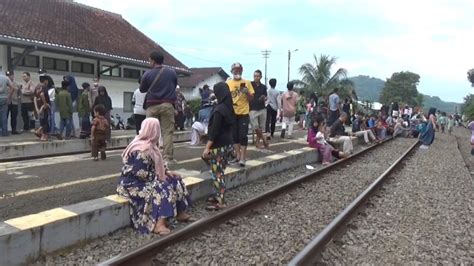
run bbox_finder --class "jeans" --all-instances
[59,117,72,138]
[7,104,18,133]
[49,101,58,134]
[0,98,8,136]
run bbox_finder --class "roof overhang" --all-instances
[0,34,191,75]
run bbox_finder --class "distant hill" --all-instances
[349,75,460,113]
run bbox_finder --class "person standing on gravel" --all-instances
[202,82,235,210]
[420,107,437,149]
[226,62,254,167]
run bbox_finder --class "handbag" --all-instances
[143,67,165,110]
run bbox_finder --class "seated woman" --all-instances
[117,118,192,235]
[308,115,345,165]
[329,112,354,155]
[190,98,214,146]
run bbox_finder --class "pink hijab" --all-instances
[122,118,166,181]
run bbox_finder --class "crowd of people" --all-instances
[2,51,470,236]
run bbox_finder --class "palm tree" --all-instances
[297,54,356,101]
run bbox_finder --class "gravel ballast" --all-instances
[151,138,415,265]
[36,138,415,265]
[321,132,474,264]
[35,145,323,265]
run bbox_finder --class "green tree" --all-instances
[461,94,474,120]
[467,69,474,87]
[379,71,421,106]
[297,54,357,101]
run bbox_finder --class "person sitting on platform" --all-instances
[329,112,353,156]
[308,115,345,165]
[352,112,377,145]
[117,117,192,235]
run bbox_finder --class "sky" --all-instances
[77,0,474,103]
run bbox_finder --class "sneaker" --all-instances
[239,159,246,167]
[280,129,286,138]
[419,144,429,150]
[228,158,239,165]
[92,157,99,161]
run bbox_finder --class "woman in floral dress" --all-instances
[202,82,235,210]
[117,118,192,235]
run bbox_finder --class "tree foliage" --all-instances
[379,71,422,107]
[461,94,474,121]
[297,54,357,101]
[467,69,474,87]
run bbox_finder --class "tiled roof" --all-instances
[0,0,189,72]
[179,67,229,88]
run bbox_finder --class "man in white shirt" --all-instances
[132,76,147,135]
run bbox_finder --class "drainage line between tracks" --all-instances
[100,137,395,266]
[288,139,420,266]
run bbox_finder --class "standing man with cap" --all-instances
[0,72,13,136]
[226,62,254,167]
[140,51,178,163]
[6,71,20,134]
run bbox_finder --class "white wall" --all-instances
[4,46,145,111]
[181,73,227,100]
[0,45,6,73]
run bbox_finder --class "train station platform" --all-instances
[0,128,363,265]
[0,130,189,161]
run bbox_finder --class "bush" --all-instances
[187,99,201,118]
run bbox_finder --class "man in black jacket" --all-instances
[140,51,178,163]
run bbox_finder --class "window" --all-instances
[43,57,69,71]
[13,53,40,68]
[72,61,94,74]
[101,65,121,77]
[123,92,133,112]
[123,68,141,79]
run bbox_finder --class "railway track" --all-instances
[100,138,419,265]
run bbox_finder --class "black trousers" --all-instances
[8,104,18,132]
[233,114,249,146]
[265,106,277,136]
[134,114,146,135]
[21,102,35,130]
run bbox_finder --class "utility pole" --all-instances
[261,50,271,86]
[287,49,298,82]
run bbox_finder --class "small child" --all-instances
[447,115,454,135]
[91,104,110,161]
[307,116,345,165]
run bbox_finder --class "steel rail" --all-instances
[288,140,420,266]
[101,137,395,266]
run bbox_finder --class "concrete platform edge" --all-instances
[0,144,320,265]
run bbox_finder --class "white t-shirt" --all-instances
[316,131,328,145]
[132,88,147,115]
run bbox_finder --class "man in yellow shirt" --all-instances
[226,62,254,167]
